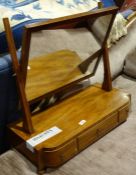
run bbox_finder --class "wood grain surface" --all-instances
[9,84,130,151]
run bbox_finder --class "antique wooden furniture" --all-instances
[4,4,130,175]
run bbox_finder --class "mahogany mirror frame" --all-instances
[20,6,118,94]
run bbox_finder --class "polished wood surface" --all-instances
[8,84,130,171]
[26,50,90,102]
[9,84,130,150]
[102,44,112,91]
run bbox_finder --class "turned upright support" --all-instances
[102,43,112,91]
[3,18,34,134]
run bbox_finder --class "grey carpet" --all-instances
[0,75,136,175]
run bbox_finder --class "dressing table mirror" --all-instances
[23,8,115,104]
[3,2,130,174]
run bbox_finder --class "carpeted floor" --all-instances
[0,75,136,175]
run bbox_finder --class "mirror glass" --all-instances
[25,11,115,102]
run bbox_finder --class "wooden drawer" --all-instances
[118,105,130,123]
[97,112,118,137]
[44,139,78,167]
[77,125,98,151]
[77,112,118,151]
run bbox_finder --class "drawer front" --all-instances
[118,105,130,123]
[97,112,118,137]
[77,112,118,151]
[77,125,98,151]
[44,139,77,167]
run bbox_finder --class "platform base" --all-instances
[8,84,130,173]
